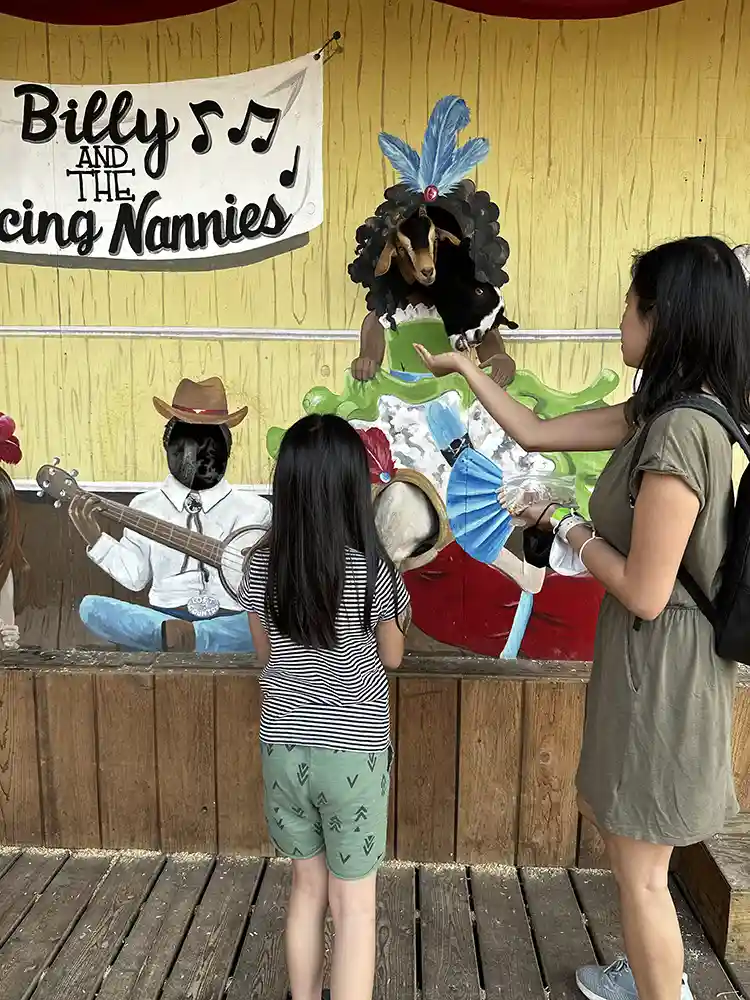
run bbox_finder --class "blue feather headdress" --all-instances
[378,96,490,203]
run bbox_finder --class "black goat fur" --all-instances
[348,180,511,328]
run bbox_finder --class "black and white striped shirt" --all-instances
[238,548,410,753]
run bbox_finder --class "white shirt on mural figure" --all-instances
[86,475,271,610]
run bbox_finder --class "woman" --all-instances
[415,235,750,1000]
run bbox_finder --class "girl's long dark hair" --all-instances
[266,414,395,649]
[628,236,750,427]
[0,469,28,611]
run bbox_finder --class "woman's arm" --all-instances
[564,472,700,620]
[248,612,271,669]
[414,344,630,452]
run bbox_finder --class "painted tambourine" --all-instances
[359,428,451,572]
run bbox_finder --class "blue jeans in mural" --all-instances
[78,595,254,653]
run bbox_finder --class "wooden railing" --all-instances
[0,651,748,866]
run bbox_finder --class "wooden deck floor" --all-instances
[0,850,742,1000]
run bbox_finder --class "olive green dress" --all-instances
[578,406,738,845]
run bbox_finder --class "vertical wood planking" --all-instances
[396,678,458,861]
[0,671,42,845]
[36,671,100,848]
[577,818,608,871]
[456,679,522,864]
[96,672,159,849]
[215,672,270,856]
[732,682,750,811]
[518,680,586,867]
[387,680,397,858]
[155,671,216,853]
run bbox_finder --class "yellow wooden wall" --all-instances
[0,0,745,483]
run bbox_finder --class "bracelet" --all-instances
[556,513,587,544]
[578,532,600,563]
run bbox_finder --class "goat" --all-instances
[374,205,460,286]
[428,239,517,351]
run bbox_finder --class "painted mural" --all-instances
[267,97,616,661]
[1,0,748,658]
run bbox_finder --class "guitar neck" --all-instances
[96,496,223,568]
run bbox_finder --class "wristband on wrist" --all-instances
[549,507,573,530]
[555,513,588,545]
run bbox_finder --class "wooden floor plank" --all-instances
[0,850,68,948]
[521,868,596,1000]
[569,869,623,964]
[34,854,164,1000]
[0,853,112,1000]
[419,865,481,1000]
[671,879,736,999]
[471,865,545,999]
[225,860,291,1000]
[96,855,213,1000]
[375,864,416,1000]
[160,856,263,1000]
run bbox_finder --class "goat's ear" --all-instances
[436,228,461,246]
[374,241,397,277]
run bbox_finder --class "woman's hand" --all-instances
[414,344,471,377]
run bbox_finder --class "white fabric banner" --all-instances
[0,51,323,267]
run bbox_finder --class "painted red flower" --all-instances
[0,414,22,465]
[357,427,397,486]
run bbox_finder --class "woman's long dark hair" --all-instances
[265,414,396,649]
[0,469,28,611]
[629,236,750,427]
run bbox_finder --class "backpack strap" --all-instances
[627,394,750,628]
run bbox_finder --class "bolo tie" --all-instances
[182,492,220,619]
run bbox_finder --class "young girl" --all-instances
[238,413,410,1000]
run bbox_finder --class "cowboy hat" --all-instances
[153,377,248,428]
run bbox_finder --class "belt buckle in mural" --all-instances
[186,594,221,619]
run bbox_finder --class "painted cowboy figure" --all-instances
[70,377,271,652]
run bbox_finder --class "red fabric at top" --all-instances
[0,0,235,23]
[0,0,681,23]
[436,0,680,16]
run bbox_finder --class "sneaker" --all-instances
[576,956,694,1000]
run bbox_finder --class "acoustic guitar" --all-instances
[35,460,268,605]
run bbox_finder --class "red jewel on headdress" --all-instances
[423,185,439,202]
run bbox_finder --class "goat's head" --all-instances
[374,205,460,286]
[432,276,518,352]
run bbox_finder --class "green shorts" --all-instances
[261,743,392,880]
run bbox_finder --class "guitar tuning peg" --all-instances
[70,469,79,478]
[52,457,60,467]
[53,500,61,509]
[36,490,44,498]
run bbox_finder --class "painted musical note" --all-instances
[189,100,225,154]
[280,146,301,188]
[228,100,281,153]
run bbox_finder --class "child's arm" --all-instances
[376,619,405,669]
[375,568,411,669]
[248,612,271,669]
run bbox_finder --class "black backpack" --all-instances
[628,394,750,663]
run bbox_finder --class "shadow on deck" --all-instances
[0,851,745,1000]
